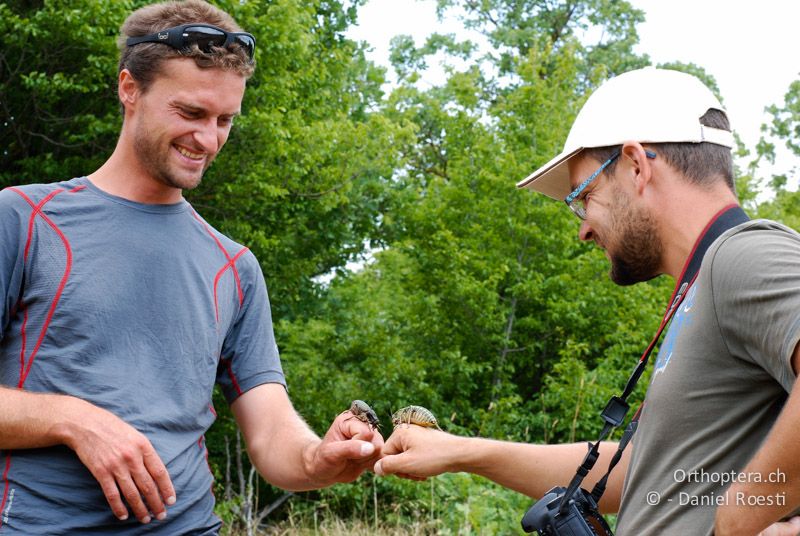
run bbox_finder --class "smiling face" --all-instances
[568,152,663,286]
[126,57,246,193]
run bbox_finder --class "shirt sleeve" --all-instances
[710,221,800,392]
[0,188,27,341]
[216,249,286,403]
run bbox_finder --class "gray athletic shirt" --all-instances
[0,177,286,534]
[616,219,800,534]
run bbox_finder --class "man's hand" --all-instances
[374,424,464,480]
[61,399,175,524]
[301,408,384,486]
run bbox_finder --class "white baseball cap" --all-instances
[516,67,735,200]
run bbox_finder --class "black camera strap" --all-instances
[557,204,749,514]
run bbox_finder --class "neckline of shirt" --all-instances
[77,177,190,214]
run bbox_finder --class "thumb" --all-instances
[374,453,403,476]
[374,458,387,476]
[321,439,375,463]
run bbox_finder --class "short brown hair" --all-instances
[118,0,254,93]
[584,109,735,193]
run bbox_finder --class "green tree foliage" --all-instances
[753,80,800,227]
[0,0,129,183]
[276,0,675,525]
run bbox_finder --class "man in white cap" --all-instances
[375,68,800,535]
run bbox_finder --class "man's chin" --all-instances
[158,172,204,192]
[609,261,658,286]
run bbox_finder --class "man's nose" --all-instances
[193,120,219,154]
[578,220,594,242]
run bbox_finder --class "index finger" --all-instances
[382,426,415,455]
[338,412,380,443]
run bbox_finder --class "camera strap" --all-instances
[557,204,749,513]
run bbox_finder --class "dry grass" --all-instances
[260,519,439,535]
[227,517,441,536]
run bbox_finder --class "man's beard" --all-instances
[606,189,662,286]
[133,123,211,192]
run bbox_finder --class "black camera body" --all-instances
[521,486,612,536]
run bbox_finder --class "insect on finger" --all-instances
[391,405,442,430]
[347,399,381,431]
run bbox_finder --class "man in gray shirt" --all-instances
[375,68,800,534]
[0,1,382,533]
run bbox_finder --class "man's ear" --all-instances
[118,69,140,114]
[620,141,654,196]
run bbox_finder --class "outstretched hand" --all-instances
[302,408,385,486]
[374,425,464,480]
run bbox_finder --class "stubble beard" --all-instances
[133,122,212,192]
[607,190,663,286]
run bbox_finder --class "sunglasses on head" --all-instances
[126,23,255,61]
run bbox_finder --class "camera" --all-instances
[521,486,612,536]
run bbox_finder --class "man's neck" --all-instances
[88,140,183,205]
[655,184,740,280]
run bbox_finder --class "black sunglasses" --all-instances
[126,23,255,61]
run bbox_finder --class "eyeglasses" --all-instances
[564,149,656,220]
[126,23,255,62]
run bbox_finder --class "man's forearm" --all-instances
[254,418,324,491]
[433,436,626,513]
[378,425,629,512]
[0,386,84,449]
[231,383,324,490]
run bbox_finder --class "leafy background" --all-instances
[2,0,799,533]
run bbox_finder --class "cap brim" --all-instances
[516,147,582,200]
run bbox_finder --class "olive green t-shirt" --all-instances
[616,220,800,535]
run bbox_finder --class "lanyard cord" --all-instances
[557,204,749,514]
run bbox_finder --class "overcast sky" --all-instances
[347,0,800,183]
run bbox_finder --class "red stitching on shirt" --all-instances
[211,248,248,323]
[199,435,215,496]
[10,188,62,262]
[6,187,73,387]
[220,357,243,396]
[17,304,27,385]
[190,211,246,310]
[189,211,250,399]
[0,453,11,530]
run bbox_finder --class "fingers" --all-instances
[143,448,177,510]
[306,438,379,485]
[320,437,377,463]
[91,445,173,524]
[374,454,406,477]
[75,424,175,523]
[374,453,432,480]
[130,446,176,521]
[374,426,459,479]
[97,473,132,521]
[119,471,153,523]
[337,411,382,443]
